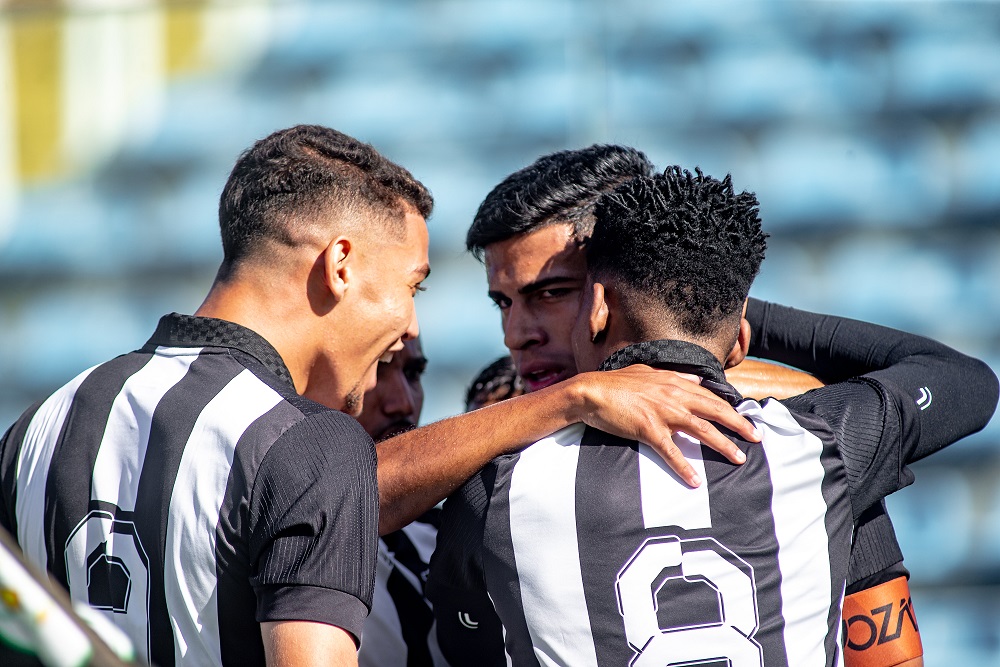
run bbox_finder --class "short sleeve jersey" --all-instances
[0,314,379,667]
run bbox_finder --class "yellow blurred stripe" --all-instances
[10,9,61,182]
[165,0,207,75]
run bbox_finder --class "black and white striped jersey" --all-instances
[0,314,379,667]
[360,509,449,667]
[428,308,998,667]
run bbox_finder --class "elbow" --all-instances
[965,357,999,435]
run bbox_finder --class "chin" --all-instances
[343,390,363,417]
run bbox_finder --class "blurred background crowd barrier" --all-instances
[1,0,998,663]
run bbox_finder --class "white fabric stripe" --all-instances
[507,424,598,667]
[163,369,281,666]
[91,347,201,511]
[638,436,711,530]
[15,366,98,569]
[744,399,833,666]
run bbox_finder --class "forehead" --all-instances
[484,223,586,289]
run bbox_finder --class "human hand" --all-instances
[569,365,759,487]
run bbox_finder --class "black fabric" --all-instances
[385,564,434,667]
[747,298,998,462]
[430,306,996,666]
[1,314,379,667]
[0,403,42,536]
[249,410,378,629]
[216,400,305,667]
[138,354,241,667]
[145,313,294,390]
[255,585,370,645]
[482,453,540,667]
[846,502,905,590]
[573,430,644,667]
[43,353,154,587]
[599,338,728,385]
[427,459,508,667]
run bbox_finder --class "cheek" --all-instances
[542,301,583,351]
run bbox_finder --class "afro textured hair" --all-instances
[588,166,767,337]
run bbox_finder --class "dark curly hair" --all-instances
[219,124,433,269]
[466,145,653,260]
[589,166,768,337]
[464,355,525,412]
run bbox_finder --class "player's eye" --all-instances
[539,288,572,300]
[490,296,512,310]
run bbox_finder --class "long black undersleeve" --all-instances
[747,298,998,463]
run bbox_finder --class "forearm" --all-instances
[749,298,998,462]
[378,364,761,534]
[377,376,585,535]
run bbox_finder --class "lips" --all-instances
[518,364,567,392]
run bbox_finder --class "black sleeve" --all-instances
[0,403,43,538]
[426,467,506,667]
[749,298,998,463]
[248,410,379,646]
[846,501,906,593]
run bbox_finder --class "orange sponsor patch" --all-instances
[842,576,923,667]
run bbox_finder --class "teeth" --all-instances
[379,351,394,364]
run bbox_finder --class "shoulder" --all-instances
[258,408,376,487]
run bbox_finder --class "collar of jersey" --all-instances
[598,339,740,404]
[144,313,294,388]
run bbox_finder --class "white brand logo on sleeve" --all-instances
[916,387,933,411]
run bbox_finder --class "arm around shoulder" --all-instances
[377,365,760,534]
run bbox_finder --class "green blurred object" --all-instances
[0,527,141,667]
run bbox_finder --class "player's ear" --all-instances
[589,281,610,344]
[322,237,352,302]
[725,300,751,369]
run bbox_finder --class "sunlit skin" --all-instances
[484,222,821,401]
[357,338,427,441]
[306,208,430,416]
[197,206,429,418]
[485,223,587,393]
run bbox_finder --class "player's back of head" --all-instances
[467,144,653,259]
[589,166,768,342]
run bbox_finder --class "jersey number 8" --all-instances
[615,535,764,667]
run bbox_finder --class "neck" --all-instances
[196,267,318,395]
[599,313,729,367]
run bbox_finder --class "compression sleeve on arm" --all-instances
[748,297,998,462]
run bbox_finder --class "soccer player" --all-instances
[429,167,997,665]
[0,126,759,667]
[462,145,928,666]
[356,338,445,667]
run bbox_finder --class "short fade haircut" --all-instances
[466,144,654,260]
[218,124,433,268]
[589,166,768,337]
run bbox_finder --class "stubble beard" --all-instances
[344,384,363,417]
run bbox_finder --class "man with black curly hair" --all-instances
[429,166,997,666]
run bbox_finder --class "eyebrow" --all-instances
[413,264,431,280]
[489,275,583,302]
